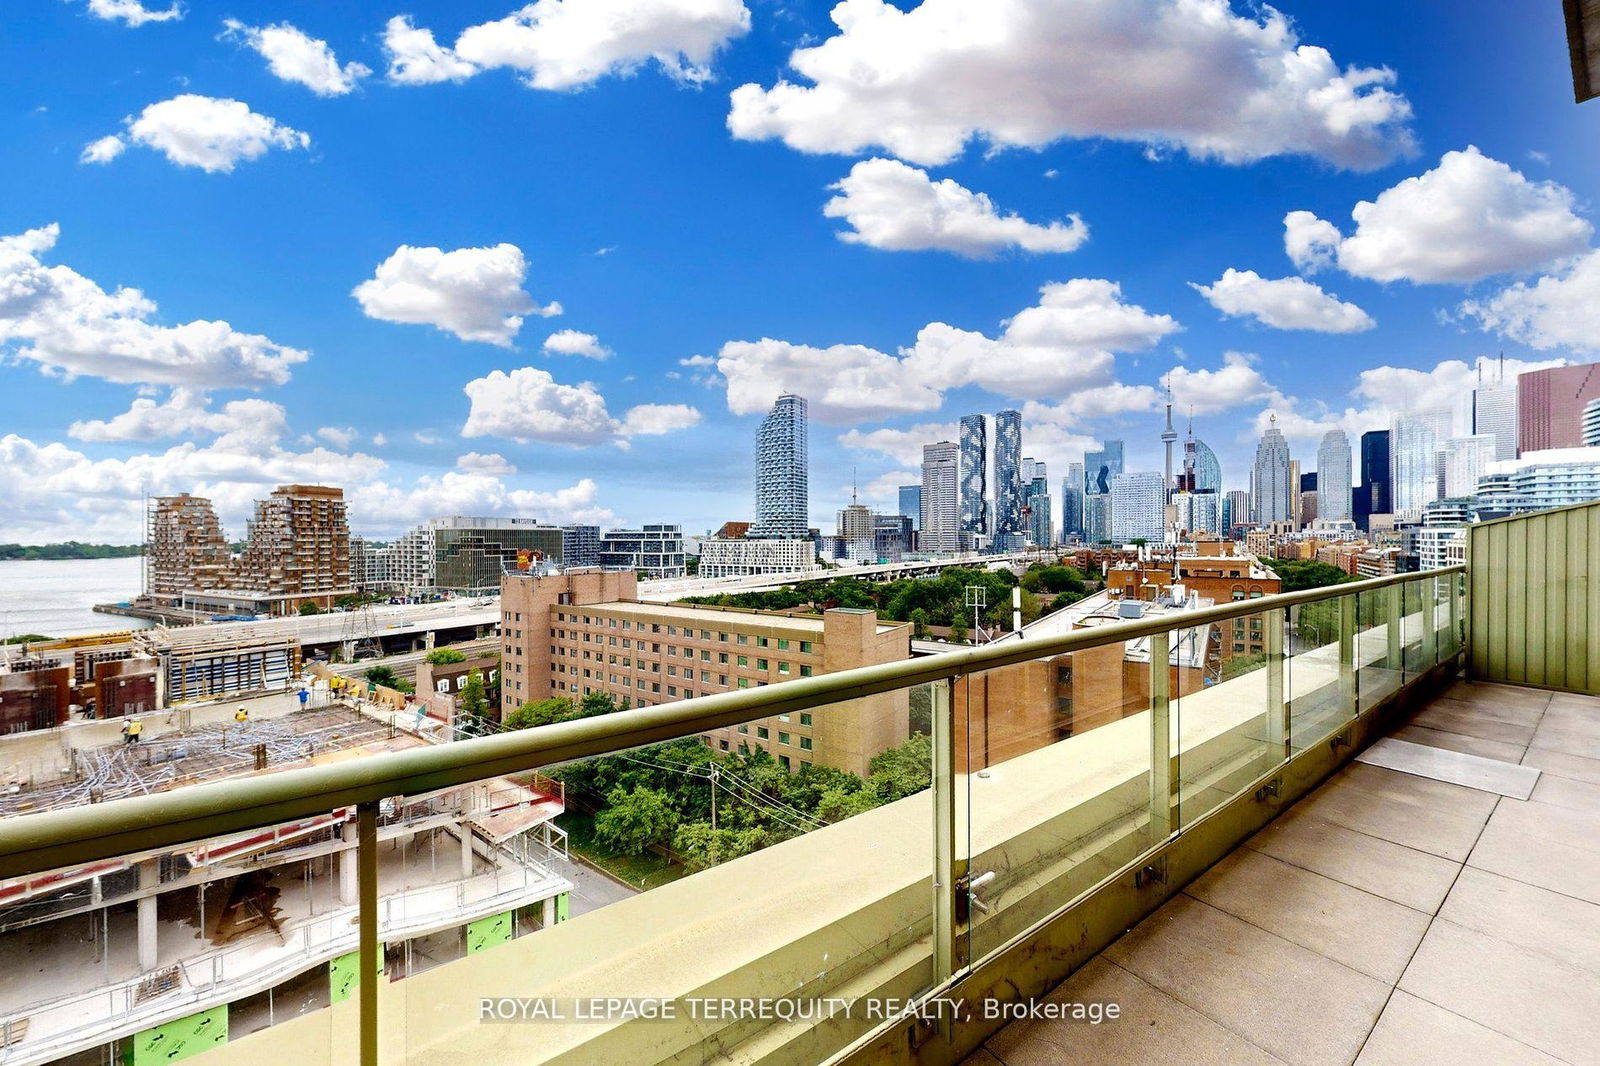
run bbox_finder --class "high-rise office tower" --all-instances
[1251,419,1293,524]
[1473,358,1519,461]
[1223,490,1250,535]
[992,410,1023,539]
[1317,429,1353,522]
[1110,473,1166,542]
[1518,361,1600,453]
[1443,435,1496,498]
[1061,461,1085,539]
[959,414,988,540]
[1289,459,1303,529]
[1391,412,1443,519]
[1585,397,1600,447]
[1356,429,1392,529]
[749,394,809,539]
[920,441,960,555]
[898,485,921,530]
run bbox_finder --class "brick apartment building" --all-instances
[500,569,911,776]
[1104,538,1282,659]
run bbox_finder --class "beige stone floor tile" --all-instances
[1406,704,1537,746]
[1437,866,1600,978]
[1244,813,1459,914]
[1184,849,1430,984]
[1528,772,1600,813]
[1104,895,1389,1066]
[1284,777,1491,862]
[1521,746,1600,785]
[1354,990,1567,1066]
[1390,723,1527,762]
[982,957,1287,1066]
[1398,919,1600,1065]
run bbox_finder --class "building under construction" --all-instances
[0,699,571,1065]
[145,494,232,600]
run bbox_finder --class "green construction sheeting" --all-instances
[466,910,514,954]
[555,892,570,923]
[127,1004,227,1065]
[329,948,383,1004]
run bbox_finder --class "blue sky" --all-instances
[2,0,1597,543]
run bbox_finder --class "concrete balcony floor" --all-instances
[964,677,1600,1066]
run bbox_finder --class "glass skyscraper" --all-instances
[959,413,988,538]
[993,410,1023,539]
[1251,421,1292,524]
[1317,429,1353,522]
[898,485,921,530]
[1391,412,1444,520]
[749,394,809,539]
[1083,440,1124,543]
[1061,461,1084,539]
[920,441,960,555]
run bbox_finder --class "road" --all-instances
[327,638,501,683]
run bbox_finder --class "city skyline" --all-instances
[3,2,1600,544]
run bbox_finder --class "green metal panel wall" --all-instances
[1470,500,1600,694]
[128,1005,227,1065]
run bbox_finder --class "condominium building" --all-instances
[145,493,232,598]
[1390,412,1446,519]
[959,413,988,540]
[749,394,809,539]
[1518,361,1600,452]
[1083,440,1124,543]
[1584,396,1600,447]
[233,485,352,606]
[920,440,960,555]
[499,569,911,776]
[1110,472,1165,542]
[1317,429,1353,522]
[596,525,687,579]
[1222,490,1250,536]
[993,409,1023,540]
[698,537,817,578]
[1061,462,1084,540]
[1473,362,1520,460]
[1442,435,1496,499]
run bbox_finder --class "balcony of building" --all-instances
[0,502,1593,1066]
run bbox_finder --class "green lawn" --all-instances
[556,811,691,891]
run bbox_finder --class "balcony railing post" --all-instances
[358,801,379,1066]
[1338,594,1357,715]
[1265,608,1287,759]
[1149,631,1174,839]
[1386,584,1404,677]
[1422,576,1438,666]
[1449,571,1462,661]
[930,677,963,981]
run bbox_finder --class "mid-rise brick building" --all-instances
[500,569,911,776]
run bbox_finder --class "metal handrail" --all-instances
[0,566,1462,879]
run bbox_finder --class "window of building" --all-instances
[737,634,748,645]
[738,724,749,734]
[757,727,769,739]
[799,713,812,726]
[756,636,769,648]
[800,641,813,653]
[777,638,790,650]
[738,679,749,689]
[756,659,768,670]
[778,732,790,745]
[800,666,813,677]
[778,662,790,674]
[799,736,812,751]
[779,755,790,771]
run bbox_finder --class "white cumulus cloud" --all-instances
[0,224,309,387]
[823,158,1088,257]
[461,367,700,446]
[223,20,371,96]
[69,389,288,450]
[728,0,1414,169]
[352,243,560,345]
[716,279,1179,422]
[81,135,126,165]
[383,15,479,85]
[1459,250,1600,352]
[119,94,309,172]
[543,329,611,359]
[1285,147,1592,284]
[390,0,750,91]
[456,451,518,476]
[1193,269,1374,332]
[84,0,181,27]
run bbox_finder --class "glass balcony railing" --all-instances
[0,566,1466,1066]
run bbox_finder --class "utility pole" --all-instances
[709,765,719,830]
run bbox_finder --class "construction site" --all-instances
[0,690,572,1066]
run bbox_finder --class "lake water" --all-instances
[0,557,153,639]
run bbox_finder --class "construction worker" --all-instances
[122,718,143,745]
[234,706,249,724]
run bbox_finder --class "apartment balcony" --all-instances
[0,502,1594,1066]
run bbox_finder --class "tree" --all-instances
[593,787,678,856]
[423,648,467,665]
[579,691,619,718]
[949,618,968,645]
[298,601,322,616]
[672,822,767,871]
[504,697,577,730]
[458,670,489,734]
[1273,560,1356,593]
[362,665,401,690]
[909,608,930,639]
[867,733,933,801]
